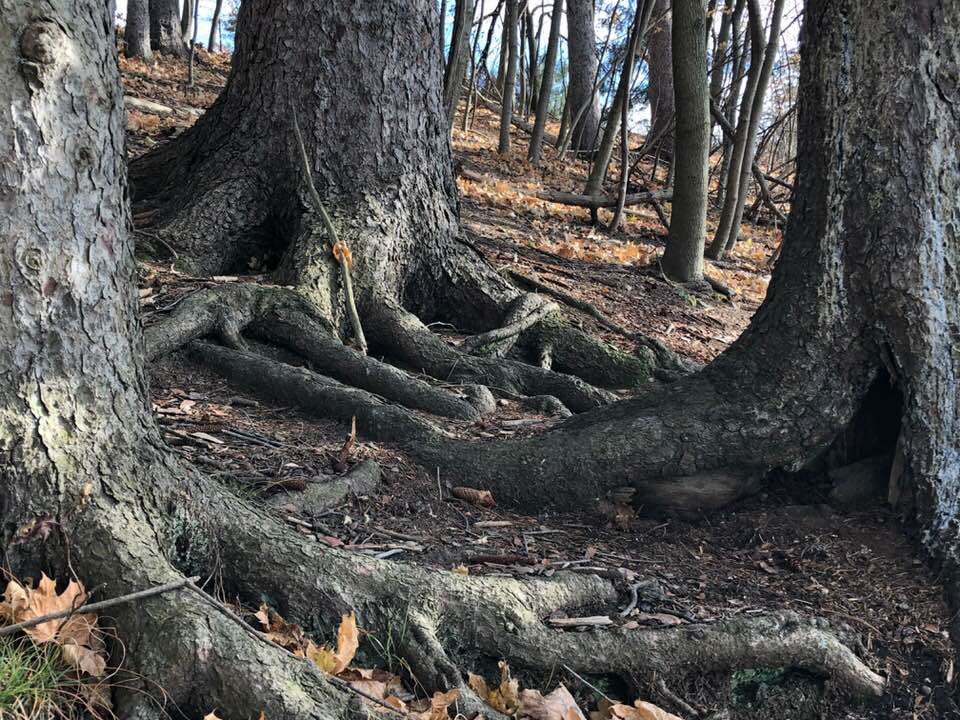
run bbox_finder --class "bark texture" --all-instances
[565,0,601,152]
[661,0,709,281]
[125,0,153,59]
[646,0,675,146]
[149,0,186,56]
[0,1,908,716]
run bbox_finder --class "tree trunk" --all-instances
[149,0,186,56]
[443,0,477,126]
[583,1,654,203]
[565,0,600,153]
[661,0,709,282]
[208,0,224,52]
[8,0,924,713]
[181,0,194,43]
[125,0,153,59]
[528,0,563,164]
[498,0,521,152]
[525,5,539,114]
[646,0,675,147]
[706,0,785,259]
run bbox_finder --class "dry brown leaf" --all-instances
[2,574,107,676]
[451,486,496,508]
[339,667,405,701]
[609,700,684,720]
[469,661,520,714]
[519,684,586,720]
[254,603,305,651]
[306,612,359,675]
[203,713,224,720]
[415,689,461,720]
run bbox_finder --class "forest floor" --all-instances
[123,50,954,720]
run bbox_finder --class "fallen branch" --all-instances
[0,576,200,637]
[534,188,673,210]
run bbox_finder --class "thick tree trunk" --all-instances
[565,0,601,153]
[415,0,960,544]
[125,0,153,59]
[661,0,709,282]
[149,0,186,56]
[646,0,674,147]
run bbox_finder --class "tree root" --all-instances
[364,299,619,412]
[146,284,487,422]
[189,482,885,715]
[190,340,438,442]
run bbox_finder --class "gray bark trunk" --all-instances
[661,0,709,281]
[443,0,477,126]
[125,0,153,59]
[498,0,521,153]
[181,0,194,43]
[707,0,784,259]
[528,0,563,164]
[646,0,675,147]
[150,0,186,56]
[566,0,600,152]
[208,0,224,51]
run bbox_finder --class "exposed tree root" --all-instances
[363,299,619,411]
[186,480,885,714]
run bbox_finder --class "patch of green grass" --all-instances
[0,636,84,719]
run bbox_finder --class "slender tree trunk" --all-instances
[181,0,194,43]
[208,0,225,51]
[525,6,540,114]
[717,0,785,255]
[566,0,600,153]
[660,0,710,281]
[646,0,675,148]
[498,0,521,153]
[528,0,563,164]
[125,0,153,59]
[443,0,477,126]
[150,0,186,56]
[717,0,746,205]
[707,0,784,259]
[583,2,654,202]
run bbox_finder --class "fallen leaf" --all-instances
[470,661,520,714]
[203,713,224,720]
[306,612,359,674]
[414,689,461,720]
[519,684,586,720]
[609,700,684,720]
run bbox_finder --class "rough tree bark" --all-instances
[565,0,601,153]
[131,0,659,418]
[2,2,888,717]
[660,0,709,282]
[125,0,153,59]
[149,0,187,56]
[646,0,675,148]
